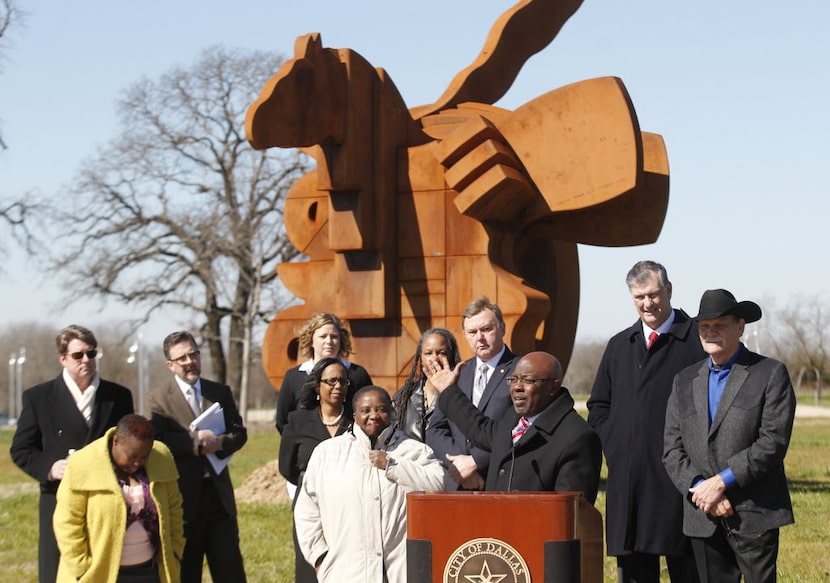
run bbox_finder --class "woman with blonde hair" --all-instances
[275,313,373,434]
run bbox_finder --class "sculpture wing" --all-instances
[410,0,584,119]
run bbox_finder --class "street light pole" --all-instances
[15,347,26,419]
[128,331,147,415]
[8,352,15,420]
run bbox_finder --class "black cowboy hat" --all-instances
[693,289,762,323]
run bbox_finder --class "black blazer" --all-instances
[278,408,349,486]
[10,375,134,494]
[437,383,602,503]
[275,362,372,434]
[426,348,518,489]
[148,377,247,522]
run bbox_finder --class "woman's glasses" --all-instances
[320,377,351,387]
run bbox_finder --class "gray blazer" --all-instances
[663,347,796,536]
[148,378,247,523]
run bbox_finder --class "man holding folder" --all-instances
[148,330,248,583]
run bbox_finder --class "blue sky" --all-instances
[1,0,827,350]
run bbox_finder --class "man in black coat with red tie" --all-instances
[10,325,134,583]
[425,350,601,502]
[588,261,704,583]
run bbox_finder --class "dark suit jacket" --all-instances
[427,348,518,490]
[148,378,247,523]
[278,408,349,486]
[663,348,796,537]
[10,375,134,493]
[275,362,372,434]
[437,383,601,502]
[587,309,706,555]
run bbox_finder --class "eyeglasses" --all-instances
[170,350,200,365]
[506,376,557,387]
[69,350,98,361]
[320,377,351,387]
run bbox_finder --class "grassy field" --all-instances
[2,417,829,582]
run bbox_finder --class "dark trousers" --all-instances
[117,560,161,583]
[617,551,699,583]
[292,521,318,582]
[691,526,779,583]
[38,492,59,583]
[291,490,317,583]
[181,479,247,583]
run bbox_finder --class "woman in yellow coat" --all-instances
[54,414,184,583]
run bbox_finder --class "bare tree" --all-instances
[562,339,607,396]
[763,294,829,403]
[46,46,310,416]
[1,0,25,148]
[0,0,37,252]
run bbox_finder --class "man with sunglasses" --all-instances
[10,324,134,583]
[425,350,601,501]
[147,330,248,583]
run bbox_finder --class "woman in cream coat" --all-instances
[54,415,184,583]
[295,386,445,582]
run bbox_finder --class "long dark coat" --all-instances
[587,309,705,556]
[10,375,134,583]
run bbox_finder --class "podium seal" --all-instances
[443,537,531,582]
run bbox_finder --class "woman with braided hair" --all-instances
[392,328,462,442]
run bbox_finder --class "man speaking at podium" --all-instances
[425,350,601,502]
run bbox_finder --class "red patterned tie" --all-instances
[512,417,529,445]
[647,331,659,350]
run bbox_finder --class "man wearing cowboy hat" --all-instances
[663,289,796,583]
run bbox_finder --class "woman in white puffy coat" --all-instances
[294,386,446,582]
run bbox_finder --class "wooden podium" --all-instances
[406,491,603,583]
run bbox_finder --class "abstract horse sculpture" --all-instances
[246,0,669,389]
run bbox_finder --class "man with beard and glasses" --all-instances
[147,331,248,583]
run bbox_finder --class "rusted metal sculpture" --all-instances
[246,0,669,390]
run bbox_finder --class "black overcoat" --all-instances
[587,309,705,556]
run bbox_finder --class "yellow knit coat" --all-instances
[53,428,185,583]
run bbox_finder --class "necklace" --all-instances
[320,406,344,427]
